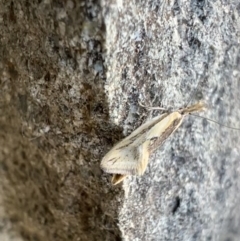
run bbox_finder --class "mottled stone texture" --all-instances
[0,0,240,241]
[102,0,240,241]
[0,1,122,241]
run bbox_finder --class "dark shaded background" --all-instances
[0,1,122,240]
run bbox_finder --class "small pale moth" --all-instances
[101,102,206,185]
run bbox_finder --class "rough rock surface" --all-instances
[0,0,240,241]
[102,0,240,241]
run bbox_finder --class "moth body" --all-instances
[101,102,205,185]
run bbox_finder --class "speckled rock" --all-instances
[102,0,240,240]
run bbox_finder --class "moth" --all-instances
[100,102,206,185]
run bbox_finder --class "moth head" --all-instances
[180,101,207,115]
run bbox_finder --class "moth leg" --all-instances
[111,174,127,185]
[138,100,169,111]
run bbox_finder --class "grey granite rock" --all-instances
[102,0,240,240]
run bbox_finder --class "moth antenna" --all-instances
[184,78,203,108]
[190,113,240,131]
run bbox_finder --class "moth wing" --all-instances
[135,140,151,175]
[101,140,151,176]
[101,113,169,177]
[111,143,150,184]
[145,111,183,147]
